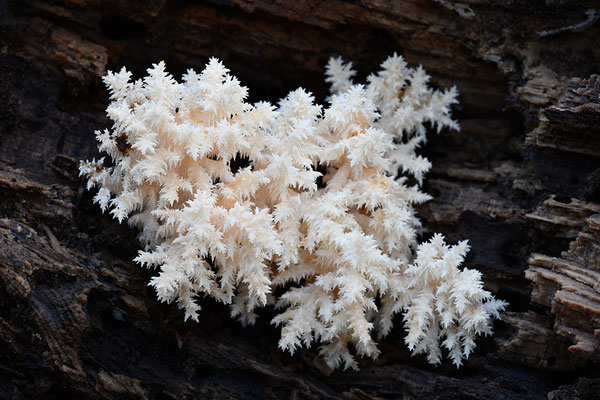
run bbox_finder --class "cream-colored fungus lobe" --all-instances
[80,55,505,370]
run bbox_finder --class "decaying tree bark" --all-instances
[1,1,599,398]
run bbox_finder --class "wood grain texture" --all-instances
[1,0,599,398]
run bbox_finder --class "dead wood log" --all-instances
[1,0,599,398]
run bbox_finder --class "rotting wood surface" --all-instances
[1,1,599,399]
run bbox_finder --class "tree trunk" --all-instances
[1,1,599,398]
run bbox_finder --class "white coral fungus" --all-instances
[80,54,506,369]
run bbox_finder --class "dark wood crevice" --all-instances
[1,1,599,399]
